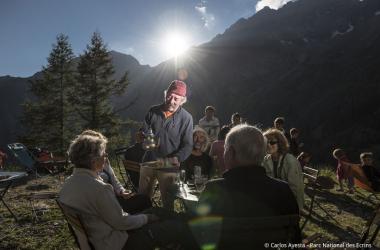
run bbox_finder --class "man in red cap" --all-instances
[139,80,193,210]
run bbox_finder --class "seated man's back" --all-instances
[198,166,299,217]
[193,124,301,250]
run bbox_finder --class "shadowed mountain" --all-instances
[1,0,380,162]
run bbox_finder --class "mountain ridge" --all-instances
[1,0,380,163]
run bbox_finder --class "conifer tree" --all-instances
[70,32,129,141]
[21,34,76,154]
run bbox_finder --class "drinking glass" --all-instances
[180,170,186,186]
[195,176,207,193]
[175,172,181,186]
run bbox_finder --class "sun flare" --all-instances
[162,32,189,58]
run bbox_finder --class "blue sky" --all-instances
[0,0,289,77]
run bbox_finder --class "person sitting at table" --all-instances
[194,125,300,248]
[209,125,231,175]
[180,126,212,181]
[59,132,198,250]
[263,128,304,210]
[196,124,300,217]
[81,130,151,214]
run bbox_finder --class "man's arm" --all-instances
[142,108,152,132]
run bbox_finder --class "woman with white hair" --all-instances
[80,130,151,214]
[59,132,197,250]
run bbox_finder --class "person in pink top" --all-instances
[209,125,231,176]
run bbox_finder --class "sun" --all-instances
[162,32,190,58]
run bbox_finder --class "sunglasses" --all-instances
[268,140,278,145]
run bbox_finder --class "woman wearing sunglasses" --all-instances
[262,128,304,211]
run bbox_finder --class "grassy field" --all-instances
[1,164,379,249]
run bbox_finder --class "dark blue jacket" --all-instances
[198,166,299,216]
[143,104,193,162]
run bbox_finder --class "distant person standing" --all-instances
[289,128,303,157]
[139,80,193,210]
[273,117,291,141]
[198,105,220,143]
[229,112,242,128]
[274,117,285,133]
[333,148,354,194]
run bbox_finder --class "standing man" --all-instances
[198,106,220,143]
[139,80,193,209]
[229,112,242,128]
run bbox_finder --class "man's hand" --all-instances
[167,156,180,167]
[146,214,160,223]
[119,191,135,199]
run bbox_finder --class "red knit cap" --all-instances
[167,80,187,97]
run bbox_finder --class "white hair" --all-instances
[68,134,107,169]
[193,125,210,152]
[225,124,267,166]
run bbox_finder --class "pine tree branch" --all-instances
[74,107,90,122]
[112,96,138,115]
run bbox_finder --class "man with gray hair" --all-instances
[197,124,300,217]
[193,124,301,249]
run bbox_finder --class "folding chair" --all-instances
[190,214,301,250]
[56,200,95,250]
[360,204,380,246]
[346,165,380,246]
[7,143,68,176]
[301,166,320,230]
[114,147,139,192]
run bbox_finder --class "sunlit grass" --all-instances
[1,163,379,248]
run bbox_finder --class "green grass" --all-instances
[1,164,379,249]
[0,172,76,249]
